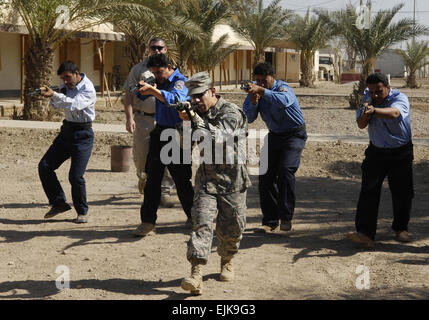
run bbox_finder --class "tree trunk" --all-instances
[300,51,315,87]
[348,57,375,109]
[360,58,375,93]
[333,48,343,84]
[178,57,190,78]
[126,35,145,72]
[346,46,358,71]
[406,71,418,88]
[177,42,191,77]
[23,40,54,120]
[253,49,265,66]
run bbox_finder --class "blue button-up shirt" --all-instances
[136,68,188,127]
[243,80,305,133]
[50,73,96,122]
[357,88,412,148]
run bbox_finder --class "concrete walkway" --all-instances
[0,119,125,133]
[1,119,429,146]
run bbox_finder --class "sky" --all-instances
[268,0,429,44]
[277,0,427,21]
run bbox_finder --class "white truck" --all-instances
[319,54,335,81]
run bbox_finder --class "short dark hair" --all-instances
[366,72,389,87]
[149,37,166,46]
[147,53,171,68]
[57,60,79,75]
[253,62,275,76]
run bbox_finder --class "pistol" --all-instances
[27,86,61,96]
[359,97,373,115]
[240,82,251,91]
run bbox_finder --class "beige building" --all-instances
[0,21,300,99]
[208,24,300,88]
[0,16,124,99]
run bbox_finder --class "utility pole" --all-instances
[413,0,416,41]
[367,0,372,25]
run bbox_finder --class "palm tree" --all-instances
[395,39,429,88]
[188,34,238,73]
[287,9,332,87]
[1,0,150,120]
[108,1,202,71]
[107,1,164,71]
[171,0,232,75]
[323,3,428,108]
[229,0,291,66]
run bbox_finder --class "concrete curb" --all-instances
[1,119,428,146]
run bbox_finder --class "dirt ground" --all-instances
[0,90,428,300]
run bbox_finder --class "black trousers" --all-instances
[259,127,307,226]
[38,122,94,215]
[355,141,414,239]
[140,125,193,224]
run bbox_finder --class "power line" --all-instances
[290,8,429,13]
[290,0,339,11]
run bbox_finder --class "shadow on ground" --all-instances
[243,161,429,263]
[0,221,192,250]
[0,278,190,300]
[0,194,141,210]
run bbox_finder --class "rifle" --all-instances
[169,100,198,121]
[240,81,251,91]
[135,75,156,90]
[27,86,61,96]
[359,97,373,116]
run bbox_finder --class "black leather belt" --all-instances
[270,124,306,136]
[369,140,412,152]
[62,120,92,130]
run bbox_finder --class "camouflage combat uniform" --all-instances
[186,97,252,264]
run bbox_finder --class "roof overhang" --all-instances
[0,22,125,41]
[212,24,299,52]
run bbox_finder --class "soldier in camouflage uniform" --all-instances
[177,72,251,295]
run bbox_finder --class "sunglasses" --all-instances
[150,45,165,51]
[191,90,208,99]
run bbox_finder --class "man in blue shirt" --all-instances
[39,60,96,223]
[122,37,175,208]
[243,62,307,233]
[347,73,414,248]
[133,53,194,236]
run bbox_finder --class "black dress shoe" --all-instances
[280,220,292,231]
[44,203,72,219]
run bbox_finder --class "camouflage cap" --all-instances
[185,71,212,96]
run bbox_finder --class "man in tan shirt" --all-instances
[122,38,175,209]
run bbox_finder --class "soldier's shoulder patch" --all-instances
[174,80,185,90]
[223,117,238,131]
[279,86,288,92]
[220,113,241,131]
